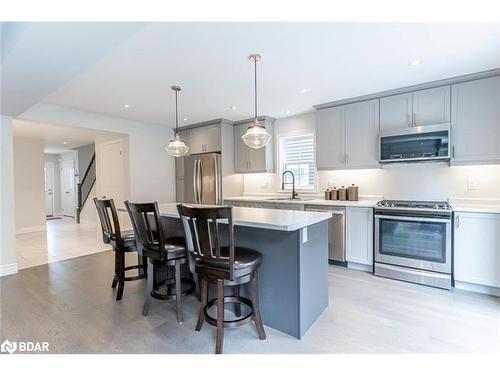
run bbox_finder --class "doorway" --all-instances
[44,161,55,216]
[61,159,76,218]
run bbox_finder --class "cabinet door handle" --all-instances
[455,215,460,228]
[406,113,411,127]
[452,146,455,158]
[412,113,416,126]
[345,154,348,165]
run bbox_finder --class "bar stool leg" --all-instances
[142,260,154,316]
[233,285,241,317]
[215,279,225,354]
[196,277,207,331]
[175,261,183,323]
[116,251,125,301]
[111,250,119,288]
[250,271,266,340]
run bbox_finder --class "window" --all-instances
[279,133,316,190]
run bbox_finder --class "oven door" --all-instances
[375,214,451,273]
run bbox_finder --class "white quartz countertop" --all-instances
[156,203,332,231]
[449,199,500,214]
[224,196,379,208]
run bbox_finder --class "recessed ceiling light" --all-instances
[286,110,291,114]
[63,141,68,145]
[230,106,237,110]
[301,88,308,94]
[408,59,423,66]
[124,104,130,108]
[183,118,188,121]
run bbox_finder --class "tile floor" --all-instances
[16,217,111,269]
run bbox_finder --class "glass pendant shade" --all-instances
[165,133,189,157]
[242,120,271,149]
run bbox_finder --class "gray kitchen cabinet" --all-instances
[451,76,500,164]
[412,86,451,126]
[346,207,373,266]
[316,106,346,170]
[177,129,191,155]
[316,100,379,170]
[234,119,274,173]
[379,86,450,132]
[379,92,412,131]
[344,99,380,168]
[189,124,221,154]
[454,212,500,288]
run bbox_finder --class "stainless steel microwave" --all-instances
[379,123,450,163]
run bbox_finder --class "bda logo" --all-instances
[1,340,17,354]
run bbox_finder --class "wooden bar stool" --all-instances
[94,198,146,301]
[125,201,193,323]
[177,204,266,354]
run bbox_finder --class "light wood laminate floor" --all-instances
[1,251,499,354]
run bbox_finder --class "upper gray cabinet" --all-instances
[234,119,274,173]
[412,86,451,126]
[451,76,500,164]
[316,106,345,170]
[189,124,221,154]
[379,93,412,130]
[379,86,451,132]
[316,99,379,170]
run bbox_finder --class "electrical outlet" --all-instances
[467,179,477,191]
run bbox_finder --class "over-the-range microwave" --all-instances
[379,123,451,163]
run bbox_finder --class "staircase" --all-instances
[76,153,96,223]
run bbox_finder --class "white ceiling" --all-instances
[13,119,121,154]
[3,22,500,127]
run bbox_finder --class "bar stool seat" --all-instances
[142,242,186,263]
[194,247,262,279]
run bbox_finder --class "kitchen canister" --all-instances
[324,189,331,200]
[347,184,359,201]
[330,187,338,200]
[337,186,347,201]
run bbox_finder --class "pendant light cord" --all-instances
[175,89,179,135]
[254,57,258,120]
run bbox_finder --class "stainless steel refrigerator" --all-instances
[177,153,222,205]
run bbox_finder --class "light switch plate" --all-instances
[302,227,308,243]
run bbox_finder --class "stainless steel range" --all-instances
[374,200,452,290]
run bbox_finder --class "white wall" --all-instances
[0,115,17,276]
[13,136,46,234]
[44,154,62,215]
[243,112,500,201]
[20,103,175,203]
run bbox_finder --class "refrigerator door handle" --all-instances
[197,158,203,204]
[213,154,220,205]
[193,159,199,204]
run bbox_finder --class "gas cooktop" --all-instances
[376,200,452,212]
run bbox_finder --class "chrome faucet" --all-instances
[282,170,299,199]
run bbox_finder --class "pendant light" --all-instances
[242,53,272,149]
[165,85,189,157]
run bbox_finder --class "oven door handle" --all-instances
[375,214,451,223]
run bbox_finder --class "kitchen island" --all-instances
[153,203,331,339]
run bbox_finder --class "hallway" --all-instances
[16,217,111,269]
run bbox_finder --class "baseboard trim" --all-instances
[0,263,18,277]
[347,262,372,272]
[454,281,500,297]
[16,225,47,235]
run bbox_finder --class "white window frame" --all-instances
[277,131,317,193]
